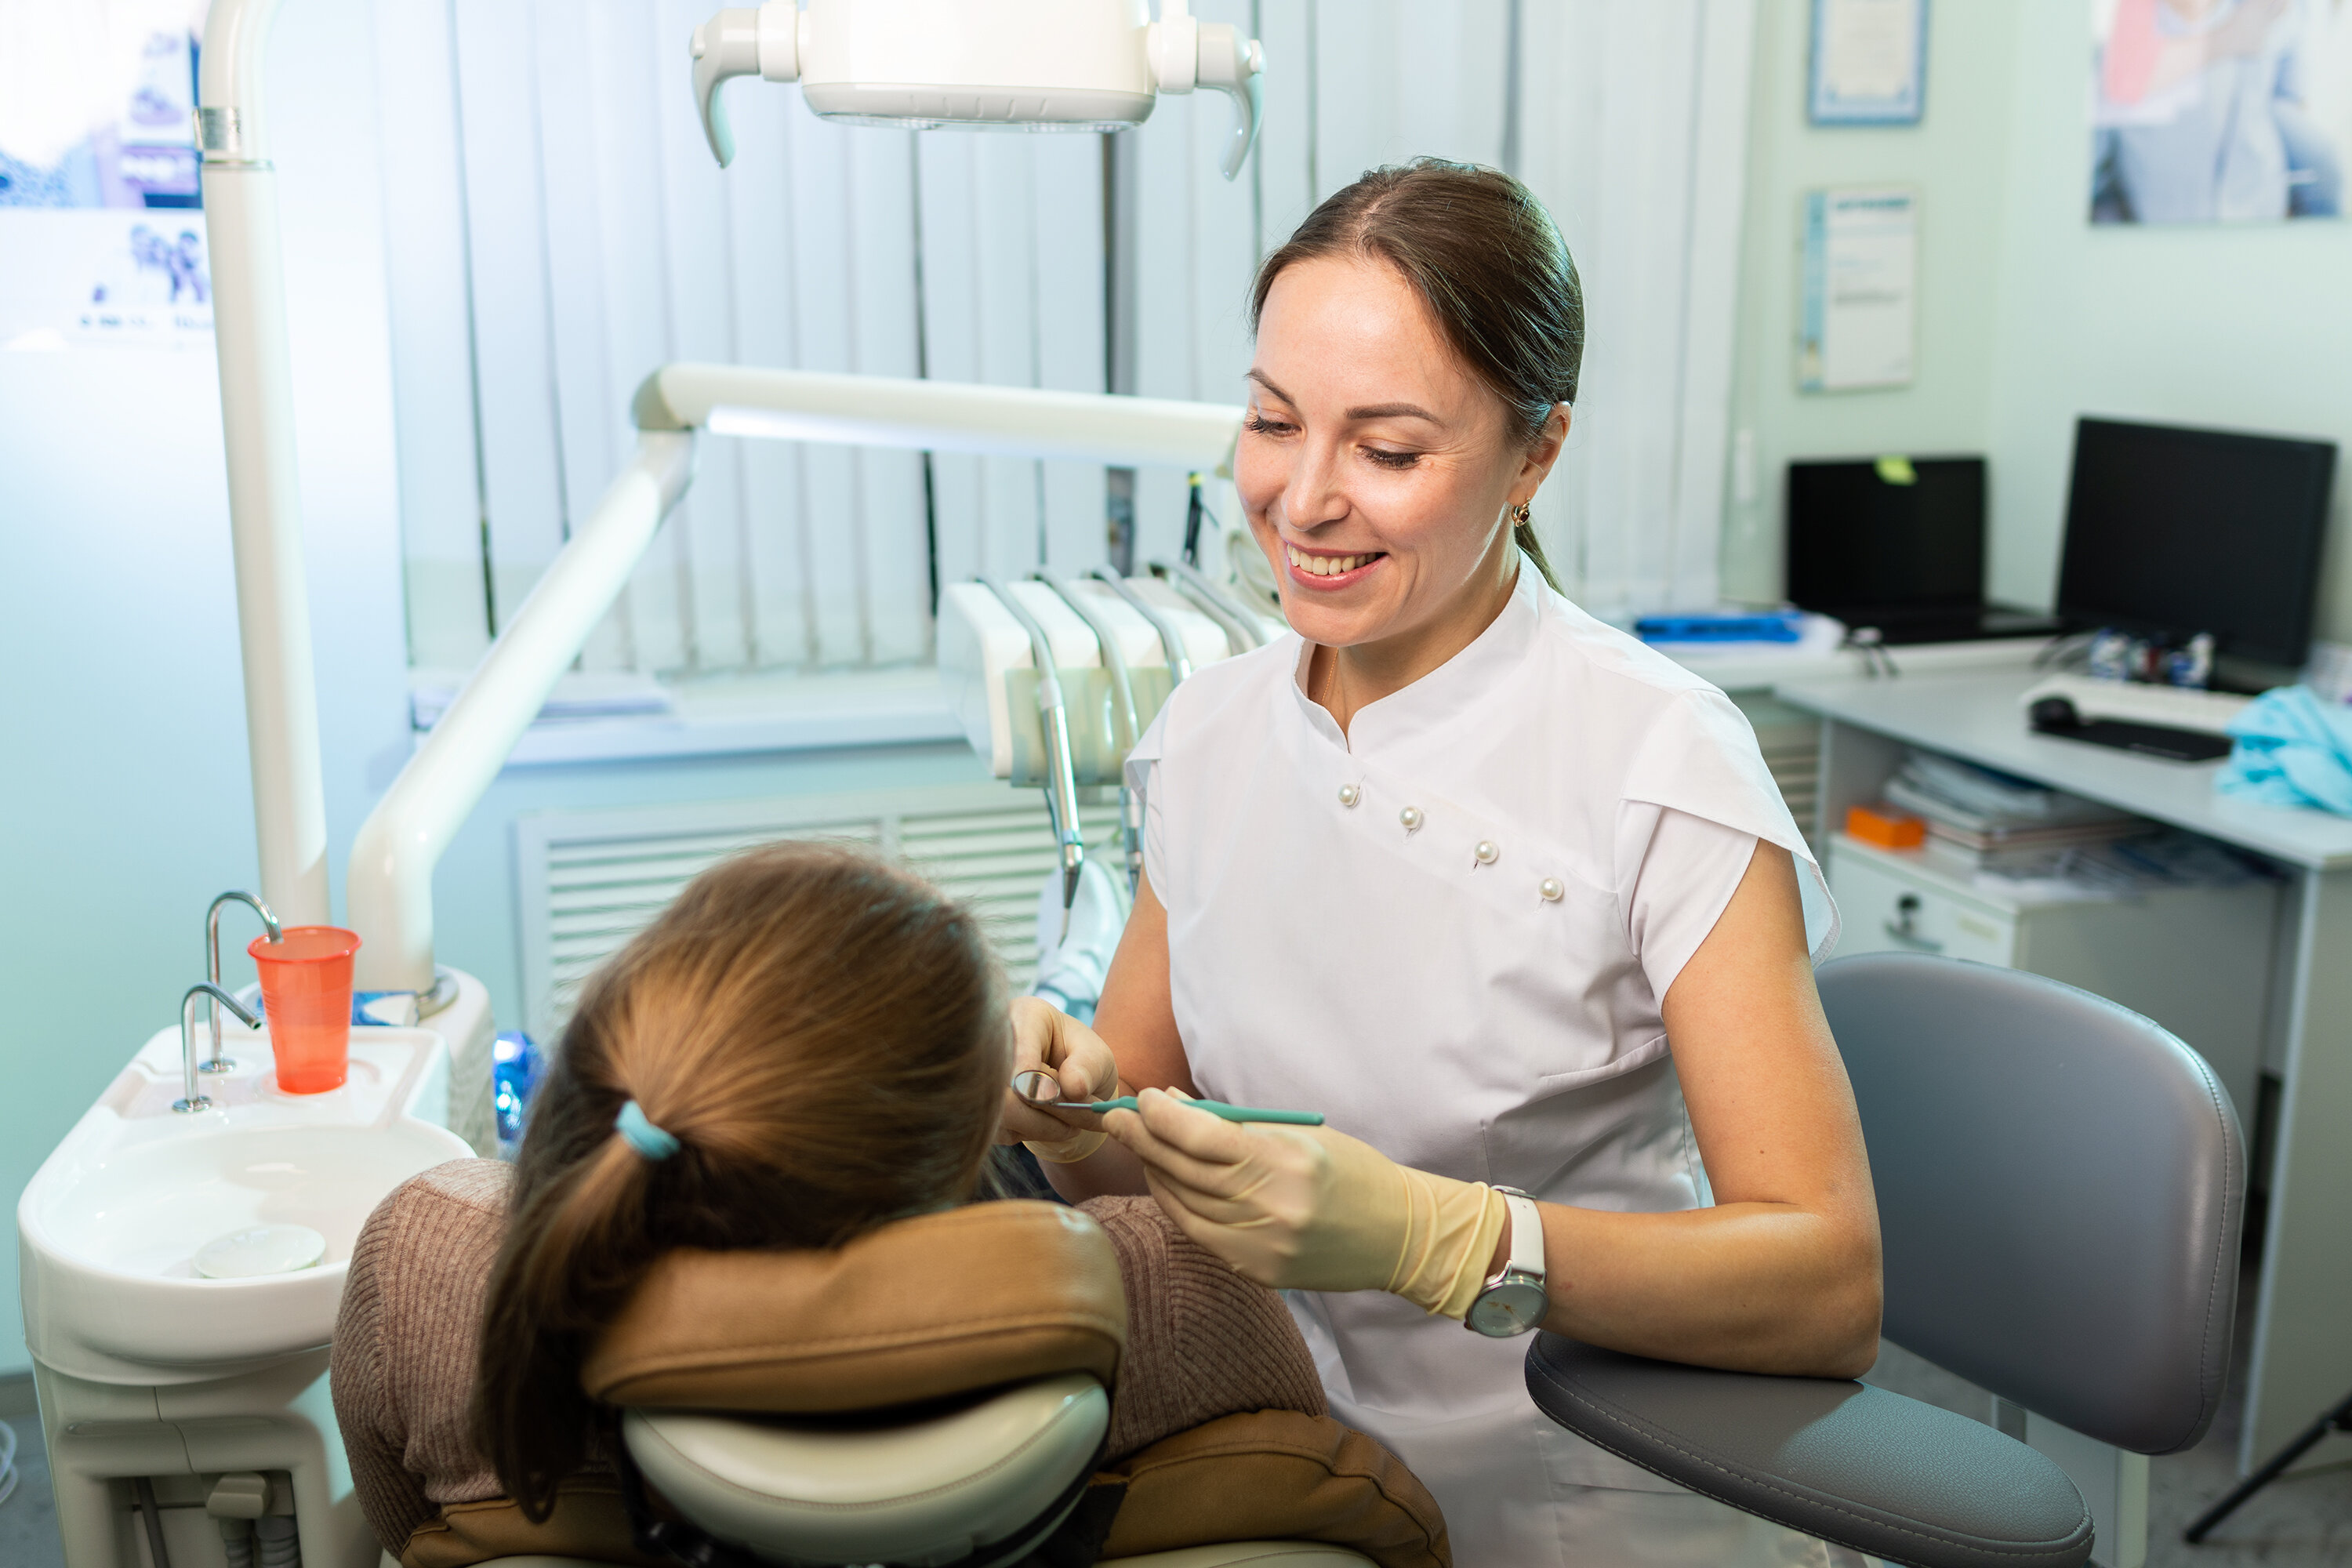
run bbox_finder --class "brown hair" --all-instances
[1250,158,1584,593]
[471,840,1008,1520]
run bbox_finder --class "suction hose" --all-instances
[256,1515,302,1568]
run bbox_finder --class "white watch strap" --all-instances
[1497,1188,1544,1283]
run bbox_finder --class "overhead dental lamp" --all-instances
[692,0,1265,178]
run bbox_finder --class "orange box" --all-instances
[1846,802,1926,850]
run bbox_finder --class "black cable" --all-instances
[2183,1384,2352,1543]
[1181,472,1206,565]
[133,1476,174,1568]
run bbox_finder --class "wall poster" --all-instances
[0,1,214,350]
[2092,0,2352,223]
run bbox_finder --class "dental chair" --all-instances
[405,1202,1445,1568]
[1523,953,2245,1568]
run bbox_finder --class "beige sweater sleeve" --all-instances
[331,1160,515,1555]
[1080,1195,1328,1461]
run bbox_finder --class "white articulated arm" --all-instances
[633,363,1243,470]
[347,433,695,993]
[199,0,334,926]
[348,368,1236,996]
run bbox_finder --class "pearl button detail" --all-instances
[1399,805,1424,833]
[1338,783,1361,808]
[1539,878,1564,902]
[1474,840,1500,866]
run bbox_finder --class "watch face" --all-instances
[1468,1277,1548,1338]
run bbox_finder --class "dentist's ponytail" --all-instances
[471,842,1008,1522]
[1251,159,1583,595]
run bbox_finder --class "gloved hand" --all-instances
[1105,1088,1511,1319]
[998,996,1122,1163]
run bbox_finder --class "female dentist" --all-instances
[1000,160,1882,1567]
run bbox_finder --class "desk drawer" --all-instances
[1828,845,2017,966]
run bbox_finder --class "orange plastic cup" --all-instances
[250,926,361,1093]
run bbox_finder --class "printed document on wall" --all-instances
[1798,187,1916,393]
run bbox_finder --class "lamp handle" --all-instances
[1196,24,1265,182]
[692,2,800,168]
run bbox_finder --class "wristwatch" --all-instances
[1465,1186,1548,1338]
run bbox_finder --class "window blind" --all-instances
[379,0,1757,684]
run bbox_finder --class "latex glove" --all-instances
[1107,1088,1510,1318]
[998,996,1121,1163]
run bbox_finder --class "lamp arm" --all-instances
[346,432,696,993]
[198,0,332,928]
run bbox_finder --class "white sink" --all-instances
[18,1026,473,1383]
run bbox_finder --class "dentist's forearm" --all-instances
[1524,1199,1882,1377]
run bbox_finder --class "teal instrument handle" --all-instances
[1078,1096,1323,1126]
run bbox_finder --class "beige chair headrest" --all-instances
[583,1200,1127,1413]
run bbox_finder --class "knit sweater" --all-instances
[331,1160,1329,1558]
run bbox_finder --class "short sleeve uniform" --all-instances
[1125,564,1838,1567]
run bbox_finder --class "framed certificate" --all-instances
[1809,0,1929,126]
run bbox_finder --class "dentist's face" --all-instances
[1237,254,1538,652]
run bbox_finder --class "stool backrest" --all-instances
[1817,952,2243,1454]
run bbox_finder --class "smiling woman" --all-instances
[1000,158,1878,1568]
[1234,162,1581,728]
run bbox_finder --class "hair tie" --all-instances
[615,1100,680,1161]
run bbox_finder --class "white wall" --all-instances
[1723,0,2023,602]
[1984,2,2352,641]
[1728,0,2352,647]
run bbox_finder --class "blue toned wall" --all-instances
[0,0,409,1377]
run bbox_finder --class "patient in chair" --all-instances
[332,841,1446,1568]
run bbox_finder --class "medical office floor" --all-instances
[0,1286,2343,1568]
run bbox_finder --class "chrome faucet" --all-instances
[205,891,281,1073]
[178,984,260,1113]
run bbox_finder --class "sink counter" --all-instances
[19,1028,473,1385]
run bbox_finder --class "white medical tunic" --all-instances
[1127,565,1840,1568]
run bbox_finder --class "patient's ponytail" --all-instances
[472,843,1008,1521]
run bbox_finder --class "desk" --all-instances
[1777,663,2352,1478]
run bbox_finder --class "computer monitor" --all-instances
[1786,456,1986,614]
[2056,417,2336,669]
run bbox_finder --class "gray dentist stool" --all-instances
[1524,953,2245,1568]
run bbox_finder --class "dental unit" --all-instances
[20,3,1276,1566]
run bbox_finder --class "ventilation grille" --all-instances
[517,782,1111,1042]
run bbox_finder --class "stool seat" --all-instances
[623,1372,1108,1567]
[1524,1334,2092,1568]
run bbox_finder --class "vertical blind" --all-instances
[378,0,1756,680]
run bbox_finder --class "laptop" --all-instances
[1786,456,2063,645]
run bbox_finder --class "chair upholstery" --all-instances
[581,1202,1436,1568]
[1830,953,2243,1453]
[623,1375,1109,1568]
[586,1202,1126,1413]
[1524,953,2246,1568]
[1524,1338,2090,1568]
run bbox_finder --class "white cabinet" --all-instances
[1826,833,2279,1124]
